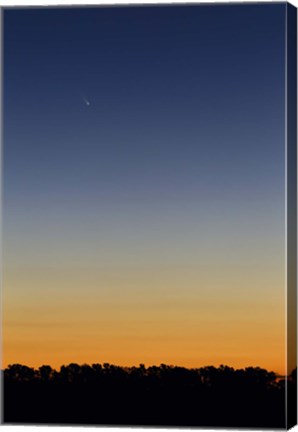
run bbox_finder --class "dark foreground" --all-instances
[3,363,297,428]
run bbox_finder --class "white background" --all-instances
[0,0,297,431]
[0,0,298,6]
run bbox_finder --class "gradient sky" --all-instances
[3,3,287,373]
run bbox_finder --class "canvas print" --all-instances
[1,2,297,429]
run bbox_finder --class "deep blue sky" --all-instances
[4,4,285,208]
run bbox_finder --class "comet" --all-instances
[83,96,90,106]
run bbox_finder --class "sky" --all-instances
[3,3,287,373]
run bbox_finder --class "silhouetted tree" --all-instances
[3,362,295,428]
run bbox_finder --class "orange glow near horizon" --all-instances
[3,258,287,375]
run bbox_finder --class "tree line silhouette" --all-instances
[3,363,297,428]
